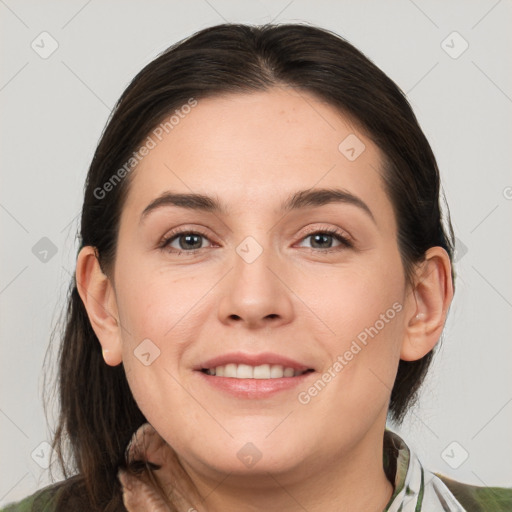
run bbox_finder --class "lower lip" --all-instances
[195,370,316,399]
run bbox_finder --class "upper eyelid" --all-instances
[299,225,352,240]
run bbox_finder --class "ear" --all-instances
[75,246,123,366]
[401,247,454,361]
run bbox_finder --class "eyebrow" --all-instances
[140,187,375,223]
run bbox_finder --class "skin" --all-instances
[77,86,453,511]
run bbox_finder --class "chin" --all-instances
[196,431,307,475]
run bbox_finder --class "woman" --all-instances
[2,22,510,512]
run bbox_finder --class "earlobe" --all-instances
[401,247,454,362]
[75,246,123,366]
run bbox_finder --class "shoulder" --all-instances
[0,481,62,512]
[0,476,93,512]
[436,473,512,512]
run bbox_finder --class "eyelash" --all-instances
[158,227,353,256]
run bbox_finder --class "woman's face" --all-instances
[112,87,414,480]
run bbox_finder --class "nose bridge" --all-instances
[234,234,275,292]
[217,231,293,327]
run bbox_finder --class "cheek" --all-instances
[299,253,405,348]
[300,250,406,400]
[114,263,215,412]
[115,256,210,345]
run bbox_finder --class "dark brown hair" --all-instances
[45,22,455,511]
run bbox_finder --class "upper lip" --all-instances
[194,352,314,372]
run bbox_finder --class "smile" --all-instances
[200,363,314,379]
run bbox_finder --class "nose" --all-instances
[217,240,295,329]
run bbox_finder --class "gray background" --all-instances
[1,0,511,506]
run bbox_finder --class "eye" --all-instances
[158,227,353,256]
[297,228,353,251]
[159,229,213,254]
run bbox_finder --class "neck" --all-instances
[172,422,395,512]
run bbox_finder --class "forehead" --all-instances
[121,87,395,226]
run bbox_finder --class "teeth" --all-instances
[236,364,253,379]
[254,364,270,379]
[204,364,307,379]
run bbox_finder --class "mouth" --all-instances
[194,354,317,398]
[199,364,314,379]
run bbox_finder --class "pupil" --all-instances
[181,234,202,250]
[312,234,332,248]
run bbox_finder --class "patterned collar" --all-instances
[383,429,465,511]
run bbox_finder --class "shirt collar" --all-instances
[383,428,466,511]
